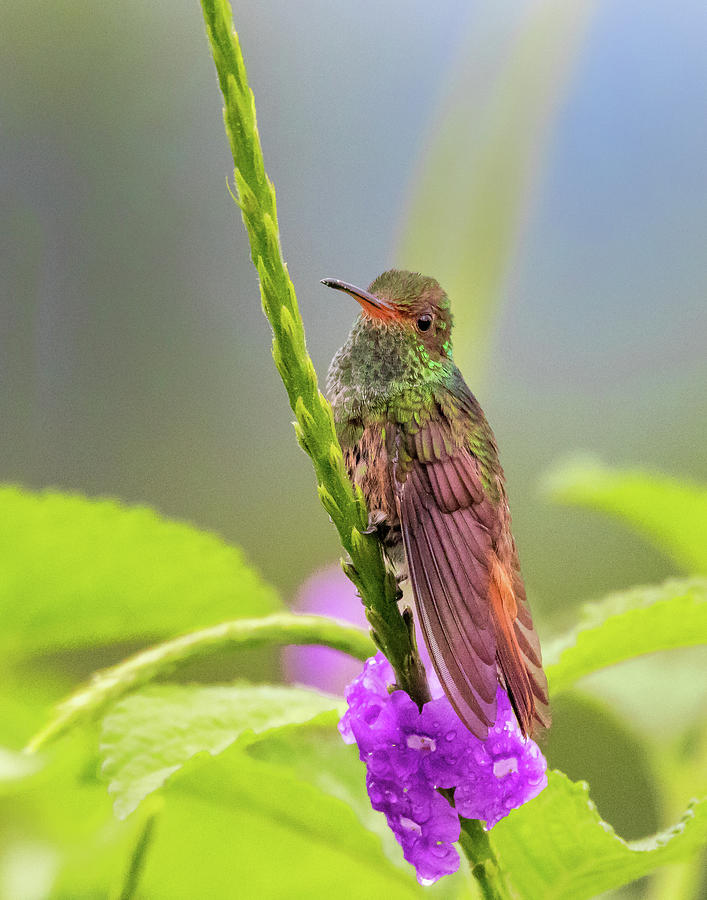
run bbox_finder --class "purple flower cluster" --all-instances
[339,653,547,885]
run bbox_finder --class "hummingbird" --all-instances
[323,270,550,741]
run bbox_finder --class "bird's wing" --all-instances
[395,390,550,740]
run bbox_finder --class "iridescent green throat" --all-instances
[327,316,455,420]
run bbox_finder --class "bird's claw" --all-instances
[362,509,388,535]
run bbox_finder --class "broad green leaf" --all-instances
[138,741,422,899]
[491,771,706,900]
[0,486,280,661]
[397,0,595,386]
[100,683,343,819]
[545,578,707,694]
[543,458,707,573]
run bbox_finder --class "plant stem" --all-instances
[199,0,429,708]
[198,3,507,893]
[458,818,512,900]
[26,613,373,752]
[113,804,160,900]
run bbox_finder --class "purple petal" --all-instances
[340,655,548,882]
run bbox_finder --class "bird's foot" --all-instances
[393,571,408,601]
[361,509,388,536]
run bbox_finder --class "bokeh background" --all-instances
[2,0,706,896]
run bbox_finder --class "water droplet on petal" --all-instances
[399,816,422,835]
[407,733,437,753]
[473,746,488,765]
[493,757,519,778]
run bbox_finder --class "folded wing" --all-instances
[397,411,550,740]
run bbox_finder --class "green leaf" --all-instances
[100,683,343,819]
[138,740,422,899]
[543,458,707,573]
[397,0,594,386]
[545,577,707,693]
[491,771,707,900]
[0,485,280,661]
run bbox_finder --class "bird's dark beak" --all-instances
[320,278,397,319]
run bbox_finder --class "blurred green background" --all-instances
[2,0,706,896]
[3,0,706,605]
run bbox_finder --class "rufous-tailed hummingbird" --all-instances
[323,270,550,740]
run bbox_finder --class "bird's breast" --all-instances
[340,418,402,550]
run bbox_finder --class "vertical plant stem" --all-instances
[199,0,429,707]
[114,807,160,900]
[458,818,512,900]
[199,3,503,892]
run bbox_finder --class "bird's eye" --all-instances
[417,314,433,332]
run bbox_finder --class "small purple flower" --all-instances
[368,771,461,885]
[453,688,548,828]
[340,653,547,884]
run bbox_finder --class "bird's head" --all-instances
[322,269,454,362]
